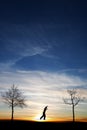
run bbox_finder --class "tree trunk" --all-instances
[11,100,14,120]
[72,105,75,123]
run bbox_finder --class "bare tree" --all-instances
[1,84,27,120]
[63,88,84,122]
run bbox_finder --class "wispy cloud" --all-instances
[0,23,54,71]
[0,70,87,95]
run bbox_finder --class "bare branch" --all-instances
[1,84,27,120]
[63,88,85,122]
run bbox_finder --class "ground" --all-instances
[0,120,87,129]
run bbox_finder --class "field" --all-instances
[0,120,87,129]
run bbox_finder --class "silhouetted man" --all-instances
[40,106,48,120]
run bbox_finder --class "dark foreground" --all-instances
[0,120,87,129]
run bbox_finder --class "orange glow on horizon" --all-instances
[0,114,87,122]
[0,117,87,122]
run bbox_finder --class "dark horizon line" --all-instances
[0,119,87,123]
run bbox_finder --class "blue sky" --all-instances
[0,0,87,121]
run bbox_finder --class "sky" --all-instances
[0,0,87,122]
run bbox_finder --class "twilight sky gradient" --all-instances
[0,0,87,122]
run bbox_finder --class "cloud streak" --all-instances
[0,23,52,70]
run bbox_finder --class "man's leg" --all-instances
[40,115,43,120]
